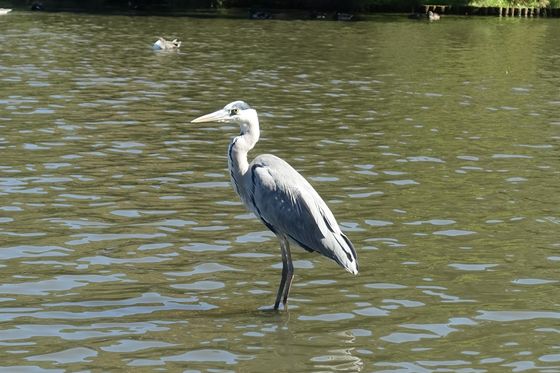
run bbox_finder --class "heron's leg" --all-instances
[273,236,291,310]
[281,239,294,308]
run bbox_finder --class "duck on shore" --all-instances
[31,2,44,10]
[153,37,181,50]
[249,10,271,19]
[0,8,12,15]
[428,10,441,20]
[409,10,441,21]
[335,12,354,21]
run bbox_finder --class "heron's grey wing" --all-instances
[250,158,323,250]
[248,155,358,271]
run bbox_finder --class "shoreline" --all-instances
[2,2,560,19]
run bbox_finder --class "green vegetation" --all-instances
[472,0,558,6]
[224,0,560,9]
[422,0,549,5]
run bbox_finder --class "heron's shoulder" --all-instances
[250,154,305,181]
[252,153,287,165]
[250,154,317,199]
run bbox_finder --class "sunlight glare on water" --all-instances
[0,11,559,372]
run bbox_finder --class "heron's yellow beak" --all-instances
[191,109,230,123]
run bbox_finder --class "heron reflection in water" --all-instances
[191,101,358,310]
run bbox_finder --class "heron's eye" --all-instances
[230,109,238,116]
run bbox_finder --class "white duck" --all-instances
[153,37,181,50]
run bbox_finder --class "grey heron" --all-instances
[191,101,358,310]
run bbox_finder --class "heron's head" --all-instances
[191,101,258,134]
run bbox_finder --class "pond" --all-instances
[0,10,559,372]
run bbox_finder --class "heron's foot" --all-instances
[257,304,287,313]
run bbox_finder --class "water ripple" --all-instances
[1,12,559,372]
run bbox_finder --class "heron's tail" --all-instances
[339,232,359,275]
[323,232,358,275]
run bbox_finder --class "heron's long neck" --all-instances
[228,120,259,199]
